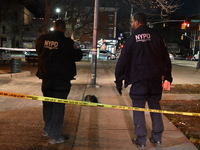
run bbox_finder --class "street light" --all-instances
[50,27,54,31]
[56,8,61,19]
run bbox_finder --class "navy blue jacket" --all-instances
[115,25,172,88]
[36,30,83,80]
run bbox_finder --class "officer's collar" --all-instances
[53,30,65,36]
[137,25,147,29]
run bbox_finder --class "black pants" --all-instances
[42,78,71,140]
[129,78,164,145]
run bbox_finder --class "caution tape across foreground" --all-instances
[0,91,200,117]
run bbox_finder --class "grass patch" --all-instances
[161,84,200,148]
[163,84,200,94]
[161,100,200,149]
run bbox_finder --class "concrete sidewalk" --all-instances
[71,62,198,150]
[0,61,198,150]
[171,59,198,68]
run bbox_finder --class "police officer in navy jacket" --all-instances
[115,12,172,148]
[36,20,82,144]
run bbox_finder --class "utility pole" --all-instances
[89,0,99,87]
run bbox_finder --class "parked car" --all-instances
[174,53,185,60]
[89,50,116,60]
[81,50,90,60]
[24,51,38,56]
[186,55,195,61]
[193,51,199,60]
[100,50,116,60]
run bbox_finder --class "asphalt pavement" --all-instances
[0,60,199,150]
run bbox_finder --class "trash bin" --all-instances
[10,58,21,73]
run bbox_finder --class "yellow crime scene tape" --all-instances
[0,91,200,117]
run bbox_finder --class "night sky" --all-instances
[25,0,200,19]
[117,0,200,18]
[176,0,200,16]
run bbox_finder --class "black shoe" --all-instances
[132,139,146,149]
[150,138,162,146]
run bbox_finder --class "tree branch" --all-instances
[128,0,183,18]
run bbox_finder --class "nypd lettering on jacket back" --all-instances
[44,40,59,50]
[135,33,151,42]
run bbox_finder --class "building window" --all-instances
[2,26,5,34]
[108,14,114,24]
[108,27,113,38]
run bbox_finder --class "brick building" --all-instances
[74,7,118,49]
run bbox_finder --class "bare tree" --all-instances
[127,0,183,18]
[39,0,94,41]
[41,0,63,34]
[0,0,24,47]
[0,0,22,24]
[64,0,94,41]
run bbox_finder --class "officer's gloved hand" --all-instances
[114,81,123,95]
[117,87,122,95]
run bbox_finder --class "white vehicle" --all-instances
[89,50,116,60]
[193,51,199,60]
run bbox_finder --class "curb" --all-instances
[0,71,31,78]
